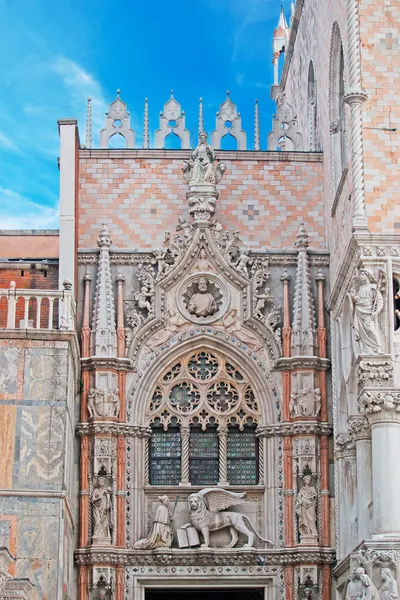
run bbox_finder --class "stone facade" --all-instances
[0,2,399,600]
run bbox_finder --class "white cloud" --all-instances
[0,188,59,229]
[0,131,19,152]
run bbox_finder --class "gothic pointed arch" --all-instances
[329,22,347,193]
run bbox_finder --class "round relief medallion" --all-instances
[177,273,230,325]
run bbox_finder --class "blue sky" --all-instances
[0,0,283,229]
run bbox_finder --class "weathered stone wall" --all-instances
[78,150,326,251]
[281,0,349,284]
[0,335,78,600]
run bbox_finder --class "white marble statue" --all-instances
[380,568,399,600]
[135,285,154,313]
[182,132,226,185]
[134,495,173,550]
[92,477,112,543]
[295,475,318,538]
[87,388,120,419]
[290,388,321,418]
[153,249,169,281]
[350,269,385,355]
[236,249,253,278]
[352,568,380,600]
[195,248,213,271]
[346,572,364,600]
[188,277,217,317]
[182,488,274,549]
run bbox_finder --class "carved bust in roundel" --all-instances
[188,277,217,317]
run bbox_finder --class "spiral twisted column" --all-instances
[180,426,190,485]
[218,425,229,486]
[345,0,368,230]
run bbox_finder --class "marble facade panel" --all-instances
[23,347,68,402]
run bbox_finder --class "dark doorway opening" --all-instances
[146,589,264,600]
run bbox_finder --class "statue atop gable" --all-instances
[183,132,226,186]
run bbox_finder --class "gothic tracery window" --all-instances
[147,350,260,486]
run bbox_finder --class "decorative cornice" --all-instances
[257,422,332,438]
[76,422,151,437]
[358,389,400,416]
[80,356,133,371]
[74,547,335,567]
[274,357,330,372]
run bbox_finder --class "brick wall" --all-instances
[78,150,326,251]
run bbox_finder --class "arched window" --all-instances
[307,61,317,151]
[330,24,347,191]
[147,350,260,486]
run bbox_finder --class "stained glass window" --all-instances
[189,426,219,485]
[227,426,258,485]
[149,426,181,485]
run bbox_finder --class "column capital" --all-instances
[348,414,371,441]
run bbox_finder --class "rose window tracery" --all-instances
[147,349,261,486]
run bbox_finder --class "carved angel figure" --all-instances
[350,268,386,355]
[222,308,262,352]
[135,285,154,313]
[182,488,274,549]
[236,249,253,278]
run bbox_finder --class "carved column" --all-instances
[180,426,190,486]
[116,567,125,600]
[82,272,92,357]
[322,564,331,600]
[218,425,229,486]
[116,273,126,358]
[285,566,294,600]
[345,0,368,230]
[370,410,400,535]
[335,435,357,557]
[281,270,292,358]
[116,436,126,547]
[320,435,330,546]
[348,414,372,542]
[316,271,328,422]
[80,436,90,548]
[284,436,294,546]
[78,565,88,600]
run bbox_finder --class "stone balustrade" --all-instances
[0,279,75,331]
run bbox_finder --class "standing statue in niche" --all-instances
[380,568,399,600]
[134,495,173,550]
[92,477,112,543]
[182,132,226,185]
[295,475,318,539]
[350,269,386,355]
[188,277,217,317]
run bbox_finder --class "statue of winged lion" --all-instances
[182,488,274,549]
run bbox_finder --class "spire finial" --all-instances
[198,97,204,135]
[116,88,120,96]
[85,97,92,149]
[143,97,149,149]
[226,90,230,97]
[170,89,174,97]
[254,98,260,151]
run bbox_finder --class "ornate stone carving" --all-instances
[350,268,387,355]
[147,309,187,350]
[155,91,190,149]
[347,415,370,441]
[346,568,379,600]
[134,263,155,321]
[182,132,226,186]
[357,359,393,389]
[290,388,321,418]
[92,476,112,545]
[88,388,120,419]
[268,93,303,151]
[380,568,399,600]
[211,92,247,150]
[182,488,274,549]
[134,496,173,550]
[358,549,400,567]
[295,475,318,543]
[358,389,400,414]
[187,277,218,317]
[99,90,135,148]
[222,309,262,352]
[257,422,332,438]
